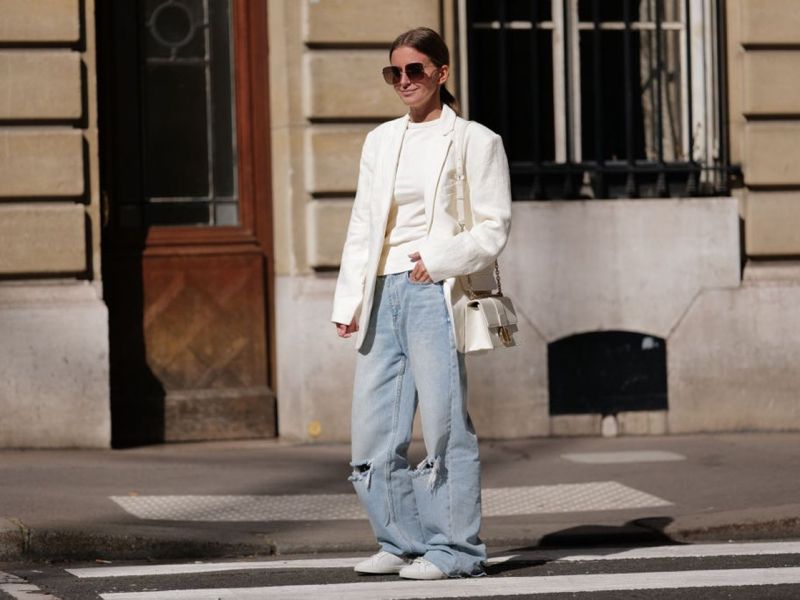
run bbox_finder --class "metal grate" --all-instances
[465,0,738,199]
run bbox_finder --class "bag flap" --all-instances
[468,296,518,328]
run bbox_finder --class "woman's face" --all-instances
[389,45,449,113]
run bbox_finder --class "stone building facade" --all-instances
[0,0,109,446]
[1,0,798,447]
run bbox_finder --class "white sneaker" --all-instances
[354,551,411,574]
[399,557,447,580]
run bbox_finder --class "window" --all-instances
[462,0,734,199]
[139,0,239,226]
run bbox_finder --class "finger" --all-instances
[408,252,421,262]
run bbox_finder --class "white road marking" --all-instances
[67,540,800,578]
[0,571,63,600]
[110,482,670,522]
[497,539,800,562]
[98,567,800,599]
[68,557,365,578]
[562,451,686,464]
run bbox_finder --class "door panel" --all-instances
[98,0,275,446]
[143,253,272,442]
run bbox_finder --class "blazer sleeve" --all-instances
[330,130,377,325]
[418,127,512,282]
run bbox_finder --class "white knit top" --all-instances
[378,116,442,275]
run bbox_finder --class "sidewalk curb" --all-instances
[0,520,276,562]
[666,504,800,542]
[2,509,799,563]
[0,519,25,561]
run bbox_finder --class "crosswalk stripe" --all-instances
[97,567,800,599]
[0,572,63,600]
[68,557,364,578]
[66,540,800,579]
[520,540,800,562]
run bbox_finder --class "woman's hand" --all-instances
[335,318,359,338]
[408,252,433,283]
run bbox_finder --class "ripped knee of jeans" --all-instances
[348,459,373,490]
[413,455,442,491]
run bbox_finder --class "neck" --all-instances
[409,99,444,123]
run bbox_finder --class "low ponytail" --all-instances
[440,86,461,116]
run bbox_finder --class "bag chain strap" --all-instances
[454,120,503,300]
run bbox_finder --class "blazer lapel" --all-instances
[372,115,409,226]
[424,105,458,232]
[424,135,451,233]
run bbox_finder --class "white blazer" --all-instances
[331,103,512,352]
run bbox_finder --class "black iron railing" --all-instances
[466,0,739,200]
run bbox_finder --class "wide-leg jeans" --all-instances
[349,272,486,577]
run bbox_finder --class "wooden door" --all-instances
[97,0,275,446]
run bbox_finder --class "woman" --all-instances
[331,27,511,580]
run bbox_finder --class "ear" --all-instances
[437,64,450,86]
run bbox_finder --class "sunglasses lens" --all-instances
[405,63,426,81]
[382,66,401,84]
[382,63,430,84]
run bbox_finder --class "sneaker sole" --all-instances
[398,573,448,580]
[355,567,405,574]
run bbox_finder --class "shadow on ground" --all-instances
[486,516,678,576]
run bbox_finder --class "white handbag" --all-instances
[454,121,518,353]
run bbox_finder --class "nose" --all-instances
[398,70,412,87]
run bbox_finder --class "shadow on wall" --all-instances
[96,0,166,448]
[105,250,167,448]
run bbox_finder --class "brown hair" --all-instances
[389,27,460,115]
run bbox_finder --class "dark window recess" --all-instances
[548,331,667,415]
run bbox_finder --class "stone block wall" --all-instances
[0,0,96,276]
[0,0,110,447]
[731,0,800,256]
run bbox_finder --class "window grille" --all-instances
[462,0,736,200]
[138,0,239,226]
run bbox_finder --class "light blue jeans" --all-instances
[349,272,485,577]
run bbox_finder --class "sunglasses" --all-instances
[382,62,435,85]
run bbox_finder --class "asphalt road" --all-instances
[3,540,800,599]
